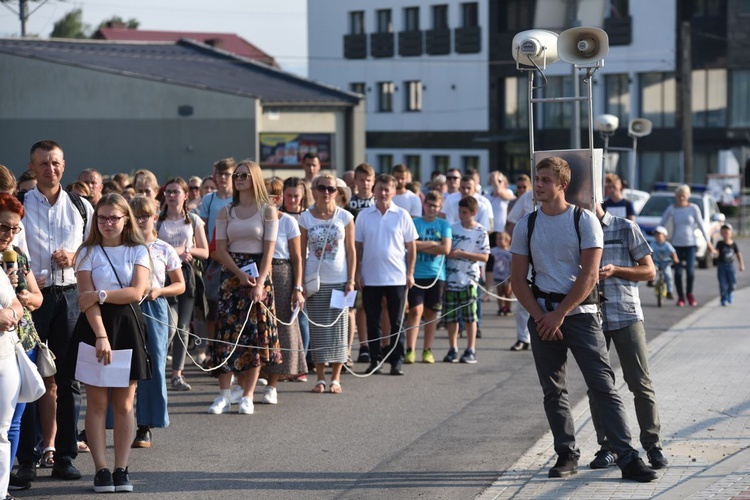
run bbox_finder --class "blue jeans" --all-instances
[137,298,170,428]
[717,262,736,304]
[9,347,36,472]
[674,246,697,298]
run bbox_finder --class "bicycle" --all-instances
[653,264,670,307]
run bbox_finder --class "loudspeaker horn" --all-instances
[511,29,559,69]
[628,118,653,138]
[557,27,609,67]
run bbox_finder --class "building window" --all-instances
[433,155,450,173]
[462,156,480,172]
[605,74,630,125]
[378,155,394,173]
[432,4,449,29]
[376,9,393,33]
[461,2,479,27]
[731,70,750,127]
[405,155,421,180]
[377,82,394,112]
[503,76,528,129]
[542,76,573,129]
[349,11,365,34]
[691,0,723,17]
[501,0,532,31]
[405,81,422,112]
[692,69,727,128]
[350,82,366,96]
[404,7,420,31]
[639,72,676,128]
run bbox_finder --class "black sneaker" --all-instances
[589,449,617,469]
[621,457,658,482]
[132,427,152,448]
[14,462,36,482]
[459,348,477,364]
[443,347,458,363]
[647,446,669,469]
[548,454,578,478]
[51,458,82,480]
[390,361,404,376]
[93,468,114,493]
[113,467,133,492]
[364,362,381,375]
[356,349,370,363]
[8,474,31,491]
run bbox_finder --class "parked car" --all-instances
[635,191,724,268]
[623,188,650,215]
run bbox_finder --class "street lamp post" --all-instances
[627,118,653,191]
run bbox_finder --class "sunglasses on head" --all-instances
[316,185,337,194]
[232,172,250,181]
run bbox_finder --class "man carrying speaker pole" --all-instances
[509,156,657,482]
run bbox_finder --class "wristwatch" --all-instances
[293,285,304,293]
[98,290,107,305]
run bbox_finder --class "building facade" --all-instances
[309,0,750,190]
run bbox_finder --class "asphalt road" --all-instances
[23,238,750,500]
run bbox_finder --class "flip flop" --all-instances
[329,380,342,394]
[311,380,327,393]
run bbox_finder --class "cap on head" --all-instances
[721,223,733,231]
[654,226,668,236]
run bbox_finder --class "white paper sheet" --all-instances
[240,262,259,278]
[290,303,301,323]
[74,342,133,388]
[330,289,357,309]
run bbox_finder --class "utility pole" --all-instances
[567,0,581,149]
[19,0,28,36]
[680,21,693,184]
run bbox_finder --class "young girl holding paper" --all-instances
[73,193,151,493]
[205,160,280,415]
[298,173,356,394]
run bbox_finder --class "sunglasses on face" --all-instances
[316,185,337,194]
[232,172,250,181]
[134,215,154,223]
[446,176,460,180]
[164,189,183,196]
[189,186,201,191]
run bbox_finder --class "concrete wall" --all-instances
[0,53,259,181]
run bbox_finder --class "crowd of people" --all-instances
[0,139,742,494]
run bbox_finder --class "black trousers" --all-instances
[362,285,407,365]
[18,287,82,464]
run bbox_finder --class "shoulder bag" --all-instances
[14,331,46,403]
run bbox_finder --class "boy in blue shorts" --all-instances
[443,196,490,363]
[405,191,452,363]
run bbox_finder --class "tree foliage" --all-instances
[97,16,140,30]
[50,8,89,39]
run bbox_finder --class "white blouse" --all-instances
[76,245,151,290]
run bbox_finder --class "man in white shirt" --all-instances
[445,168,461,196]
[355,174,418,376]
[441,176,493,231]
[19,140,94,482]
[391,164,422,217]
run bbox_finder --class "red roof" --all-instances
[93,27,278,68]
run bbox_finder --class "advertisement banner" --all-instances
[259,133,332,168]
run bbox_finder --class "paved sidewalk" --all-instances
[478,286,750,500]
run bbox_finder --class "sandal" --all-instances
[41,447,55,468]
[77,441,90,453]
[311,380,327,393]
[329,380,342,394]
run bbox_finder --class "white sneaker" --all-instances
[261,386,277,405]
[208,396,230,414]
[238,397,254,414]
[229,385,243,404]
[257,378,268,387]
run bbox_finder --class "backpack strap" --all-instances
[67,192,88,236]
[527,205,583,286]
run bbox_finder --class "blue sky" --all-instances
[0,0,308,76]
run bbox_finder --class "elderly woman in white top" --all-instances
[659,184,715,307]
[299,173,356,394]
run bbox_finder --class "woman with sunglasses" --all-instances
[186,176,203,212]
[299,174,355,394]
[258,178,307,404]
[157,177,209,393]
[206,161,280,415]
[72,193,151,492]
[0,194,43,494]
[129,195,185,449]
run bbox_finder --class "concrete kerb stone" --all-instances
[477,288,750,500]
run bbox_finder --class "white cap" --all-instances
[654,226,668,236]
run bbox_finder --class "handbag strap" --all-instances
[98,244,126,289]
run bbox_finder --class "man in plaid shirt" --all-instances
[586,204,669,471]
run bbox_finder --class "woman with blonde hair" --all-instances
[299,173,356,394]
[134,170,159,202]
[259,178,306,404]
[72,193,151,492]
[205,161,281,415]
[129,195,185,449]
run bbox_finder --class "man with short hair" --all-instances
[302,153,321,183]
[510,156,656,482]
[602,173,636,221]
[78,168,103,205]
[356,174,418,376]
[19,140,94,482]
[441,176,493,231]
[445,168,461,196]
[587,203,668,471]
[391,164,422,217]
